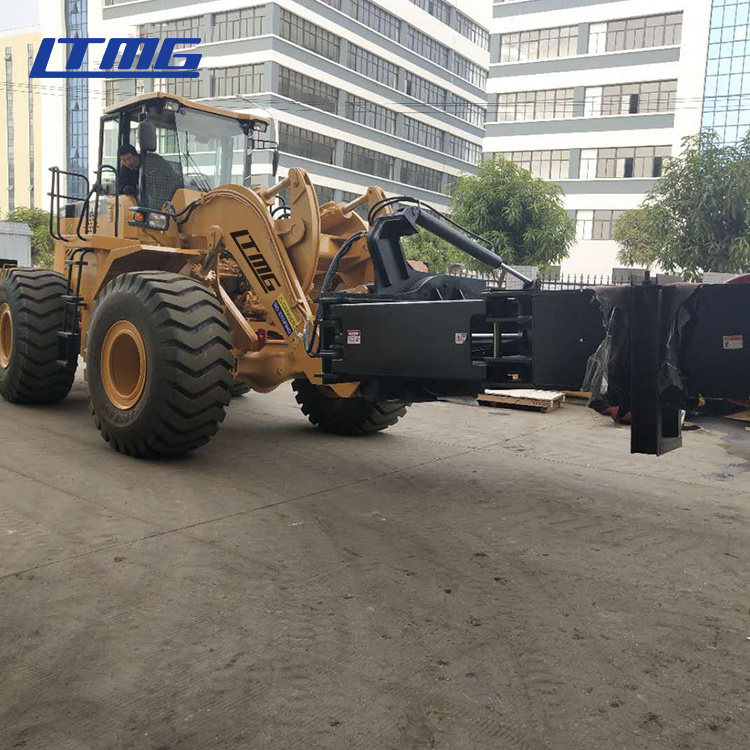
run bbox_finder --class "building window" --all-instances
[703,2,750,143]
[142,17,202,47]
[593,210,625,240]
[65,0,89,200]
[405,25,449,68]
[279,122,336,164]
[211,8,264,42]
[409,0,450,25]
[404,71,448,109]
[280,9,340,62]
[403,116,444,151]
[343,143,394,179]
[350,0,400,42]
[496,89,575,122]
[26,44,34,208]
[500,26,578,63]
[603,14,683,52]
[279,67,338,113]
[586,80,678,116]
[160,76,203,99]
[451,94,486,128]
[401,162,444,192]
[456,11,490,49]
[340,190,370,219]
[404,73,485,127]
[498,150,571,180]
[452,53,487,89]
[596,146,671,178]
[345,95,397,134]
[446,135,482,165]
[401,115,481,164]
[316,184,336,204]
[212,64,263,97]
[575,210,625,240]
[347,44,398,88]
[104,80,118,107]
[5,48,14,212]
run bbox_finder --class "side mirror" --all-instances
[272,147,280,178]
[139,121,157,153]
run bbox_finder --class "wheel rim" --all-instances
[0,303,12,368]
[101,320,147,410]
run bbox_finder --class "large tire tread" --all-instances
[292,378,408,436]
[0,269,76,404]
[88,271,232,458]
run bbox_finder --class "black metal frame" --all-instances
[629,284,683,455]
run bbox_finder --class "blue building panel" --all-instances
[703,0,750,143]
[65,0,89,197]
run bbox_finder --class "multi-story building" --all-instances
[100,0,490,209]
[0,27,44,214]
[0,1,104,215]
[485,0,713,276]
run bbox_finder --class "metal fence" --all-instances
[538,273,625,290]
[446,268,633,290]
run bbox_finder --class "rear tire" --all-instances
[86,272,233,457]
[292,378,408,435]
[0,269,76,404]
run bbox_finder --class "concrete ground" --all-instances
[1,376,749,750]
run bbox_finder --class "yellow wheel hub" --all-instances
[101,320,147,410]
[0,302,12,368]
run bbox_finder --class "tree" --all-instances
[403,158,575,274]
[614,131,750,281]
[4,207,55,268]
[612,208,661,270]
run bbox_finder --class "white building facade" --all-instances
[100,0,490,209]
[485,0,713,276]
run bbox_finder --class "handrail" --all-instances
[47,167,91,244]
[96,164,121,237]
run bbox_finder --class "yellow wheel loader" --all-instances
[1,93,749,457]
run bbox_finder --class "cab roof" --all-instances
[103,91,270,130]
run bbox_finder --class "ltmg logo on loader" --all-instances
[29,37,201,79]
[231,230,280,294]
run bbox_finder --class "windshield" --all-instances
[153,106,249,195]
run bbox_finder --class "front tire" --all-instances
[292,379,408,435]
[0,269,76,404]
[230,380,251,398]
[87,272,233,457]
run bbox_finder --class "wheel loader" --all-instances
[1,93,749,458]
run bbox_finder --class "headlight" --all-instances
[128,207,170,231]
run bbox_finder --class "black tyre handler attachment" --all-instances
[318,205,750,456]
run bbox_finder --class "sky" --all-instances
[0,1,40,34]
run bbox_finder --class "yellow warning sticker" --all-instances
[274,293,299,335]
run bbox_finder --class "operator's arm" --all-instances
[119,166,139,197]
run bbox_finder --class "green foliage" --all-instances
[615,131,750,281]
[4,207,55,268]
[403,158,575,275]
[403,228,463,273]
[612,208,662,269]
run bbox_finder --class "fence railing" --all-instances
[445,268,634,289]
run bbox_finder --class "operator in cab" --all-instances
[118,144,183,210]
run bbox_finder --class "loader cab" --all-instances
[98,93,271,213]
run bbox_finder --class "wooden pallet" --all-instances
[563,390,591,402]
[478,389,566,413]
[726,408,750,423]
